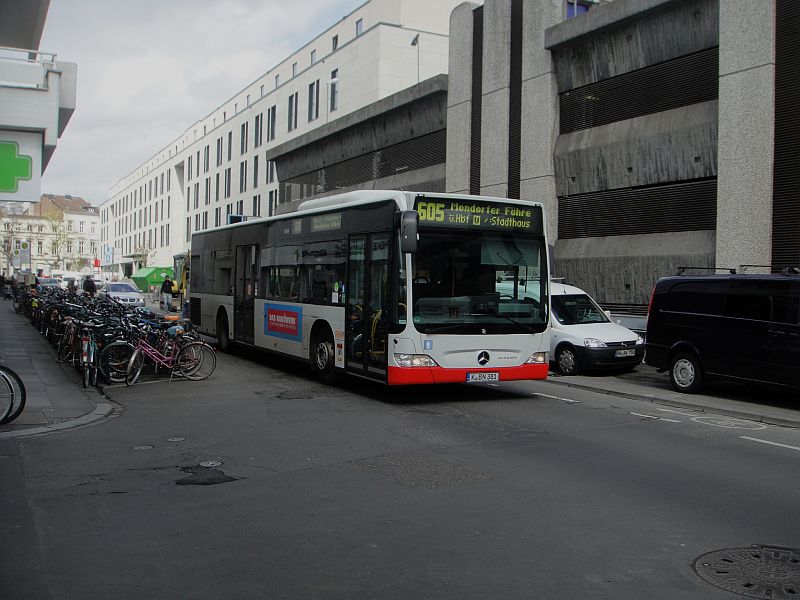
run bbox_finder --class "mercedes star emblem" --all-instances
[477,351,490,365]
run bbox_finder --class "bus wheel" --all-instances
[216,311,230,352]
[312,328,336,385]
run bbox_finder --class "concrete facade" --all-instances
[446,0,794,305]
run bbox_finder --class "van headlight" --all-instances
[584,338,607,348]
[394,354,439,368]
[524,352,548,364]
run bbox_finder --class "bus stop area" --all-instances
[1,299,798,439]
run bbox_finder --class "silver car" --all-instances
[102,282,145,307]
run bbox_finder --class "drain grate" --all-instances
[695,545,800,599]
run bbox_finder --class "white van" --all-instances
[496,280,643,375]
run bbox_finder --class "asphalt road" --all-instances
[2,347,800,599]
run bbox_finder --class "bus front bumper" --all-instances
[387,363,549,385]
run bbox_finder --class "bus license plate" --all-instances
[466,372,499,383]
[615,349,635,358]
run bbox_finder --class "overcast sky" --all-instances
[39,0,362,206]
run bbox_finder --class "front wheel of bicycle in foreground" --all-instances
[176,343,216,381]
[0,365,26,424]
[125,349,145,386]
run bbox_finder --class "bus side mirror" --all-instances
[400,211,418,253]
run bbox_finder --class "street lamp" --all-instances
[411,34,420,83]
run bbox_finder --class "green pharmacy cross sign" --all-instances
[0,141,33,193]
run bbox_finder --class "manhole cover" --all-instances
[132,445,154,450]
[199,460,222,467]
[695,545,800,598]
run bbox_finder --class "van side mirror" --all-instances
[399,211,418,253]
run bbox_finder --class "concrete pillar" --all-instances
[479,0,513,197]
[520,0,562,245]
[445,3,479,195]
[716,1,775,272]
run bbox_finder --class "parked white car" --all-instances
[496,280,644,375]
[548,282,644,375]
[100,281,145,307]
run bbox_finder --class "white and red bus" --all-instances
[189,190,550,385]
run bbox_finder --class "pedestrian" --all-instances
[160,276,173,311]
[82,275,97,297]
[67,279,77,293]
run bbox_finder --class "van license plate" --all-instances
[467,372,499,382]
[615,349,635,358]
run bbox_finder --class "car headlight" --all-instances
[584,338,607,348]
[635,334,644,345]
[394,354,438,368]
[524,352,548,364]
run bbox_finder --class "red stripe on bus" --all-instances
[387,364,549,385]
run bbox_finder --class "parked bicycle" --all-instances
[125,323,216,385]
[0,364,26,425]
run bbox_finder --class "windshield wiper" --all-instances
[472,312,531,332]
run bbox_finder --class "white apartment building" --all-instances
[101,0,462,276]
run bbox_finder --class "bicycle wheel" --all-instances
[176,343,216,381]
[58,328,74,363]
[0,365,26,425]
[99,341,134,384]
[82,362,90,388]
[125,349,145,386]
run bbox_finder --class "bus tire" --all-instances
[216,310,231,352]
[311,327,336,385]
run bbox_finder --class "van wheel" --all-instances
[669,353,703,393]
[555,345,580,376]
[216,311,230,352]
[311,328,336,385]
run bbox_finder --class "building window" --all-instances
[196,150,200,177]
[275,74,280,88]
[266,159,276,184]
[227,131,233,162]
[288,92,298,131]
[240,122,249,155]
[292,62,298,77]
[215,207,221,227]
[79,241,84,254]
[205,177,211,205]
[268,190,277,217]
[203,211,208,230]
[37,240,43,254]
[194,182,200,209]
[566,0,591,19]
[236,199,244,215]
[267,105,276,142]
[330,69,339,112]
[224,168,232,198]
[239,161,248,193]
[308,80,320,122]
[356,18,363,36]
[216,137,223,166]
[252,195,261,217]
[254,113,263,148]
[310,49,317,64]
[215,173,220,202]
[204,145,210,172]
[253,155,259,188]
[332,35,338,51]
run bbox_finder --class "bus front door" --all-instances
[346,233,389,379]
[234,245,258,345]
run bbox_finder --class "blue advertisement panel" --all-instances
[264,304,303,342]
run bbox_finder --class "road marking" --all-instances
[740,436,800,453]
[692,416,766,430]
[656,407,697,417]
[535,392,580,404]
[630,412,682,423]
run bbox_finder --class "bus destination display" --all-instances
[415,198,542,233]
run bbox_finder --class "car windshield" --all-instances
[107,283,138,293]
[552,294,609,325]
[40,279,59,285]
[409,230,548,334]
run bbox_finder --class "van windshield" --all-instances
[552,294,609,325]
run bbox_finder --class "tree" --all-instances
[41,206,70,272]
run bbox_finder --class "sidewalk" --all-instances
[0,301,113,439]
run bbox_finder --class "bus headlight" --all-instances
[524,352,548,364]
[394,354,439,368]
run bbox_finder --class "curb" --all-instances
[0,401,115,439]
[547,378,800,429]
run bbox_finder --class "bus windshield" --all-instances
[410,230,548,334]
